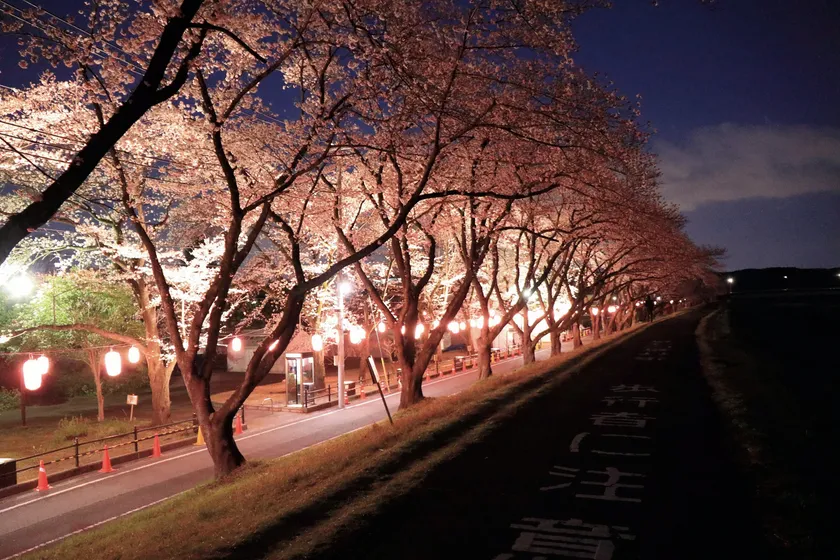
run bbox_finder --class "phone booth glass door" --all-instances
[286,356,300,405]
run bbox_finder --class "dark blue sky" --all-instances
[573,0,840,269]
[1,0,838,269]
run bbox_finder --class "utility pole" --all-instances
[337,275,346,410]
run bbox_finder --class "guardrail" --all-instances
[0,417,197,487]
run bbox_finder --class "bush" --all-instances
[54,416,90,443]
[0,387,20,412]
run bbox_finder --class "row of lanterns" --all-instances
[22,345,142,391]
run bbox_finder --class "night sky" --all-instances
[1,0,838,270]
[574,0,840,269]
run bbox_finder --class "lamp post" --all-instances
[727,277,734,294]
[337,279,351,410]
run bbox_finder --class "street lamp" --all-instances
[3,273,33,298]
[727,277,734,294]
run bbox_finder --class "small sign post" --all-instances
[126,394,138,421]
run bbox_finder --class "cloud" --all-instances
[656,124,840,210]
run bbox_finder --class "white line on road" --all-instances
[0,354,532,516]
[0,424,373,560]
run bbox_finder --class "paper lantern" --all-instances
[127,346,141,364]
[414,323,425,339]
[23,358,42,390]
[448,321,460,334]
[104,349,122,377]
[349,328,364,345]
[377,322,386,333]
[591,307,599,316]
[607,305,617,314]
[230,336,242,352]
[311,334,323,352]
[459,321,466,331]
[36,354,50,375]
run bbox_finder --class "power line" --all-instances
[0,0,147,76]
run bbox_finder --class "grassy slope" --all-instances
[25,323,655,560]
[696,308,823,559]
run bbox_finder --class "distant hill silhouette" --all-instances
[721,267,840,292]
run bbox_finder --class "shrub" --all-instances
[54,416,90,443]
[0,387,20,412]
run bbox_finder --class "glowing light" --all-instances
[311,334,323,352]
[268,340,279,351]
[635,302,641,307]
[128,346,141,364]
[669,300,674,304]
[400,325,406,335]
[590,307,599,316]
[656,296,662,301]
[378,322,386,333]
[4,274,33,298]
[432,320,439,329]
[414,323,425,339]
[350,328,364,345]
[36,354,50,375]
[0,335,9,344]
[448,321,460,334]
[339,282,352,295]
[104,349,122,377]
[23,358,42,390]
[459,321,466,331]
[607,305,617,314]
[231,336,243,352]
[727,277,734,284]
[476,316,484,328]
[469,319,476,328]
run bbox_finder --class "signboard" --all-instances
[126,394,138,405]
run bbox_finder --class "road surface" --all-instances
[310,311,764,560]
[0,344,555,558]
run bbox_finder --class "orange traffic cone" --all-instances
[235,414,244,435]
[99,445,115,473]
[152,434,162,458]
[360,386,366,399]
[450,362,456,375]
[35,460,50,492]
[344,392,350,406]
[461,359,467,372]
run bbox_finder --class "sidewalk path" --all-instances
[310,312,764,560]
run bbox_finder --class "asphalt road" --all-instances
[0,344,554,558]
[313,311,764,560]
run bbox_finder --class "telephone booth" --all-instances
[285,352,315,406]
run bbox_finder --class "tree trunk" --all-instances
[476,331,492,379]
[148,365,171,425]
[523,341,536,365]
[592,314,601,340]
[550,329,562,356]
[313,349,326,390]
[87,350,105,421]
[572,323,582,348]
[94,372,104,422]
[399,364,424,408]
[207,410,245,478]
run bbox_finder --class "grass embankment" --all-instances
[26,324,651,560]
[697,309,824,558]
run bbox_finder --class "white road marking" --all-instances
[0,351,539,516]
[0,424,372,560]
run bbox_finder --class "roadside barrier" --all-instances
[98,445,114,473]
[35,461,50,492]
[1,417,196,489]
